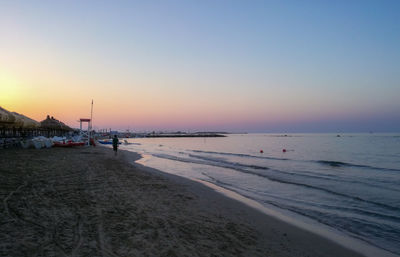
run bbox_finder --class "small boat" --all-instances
[123,140,140,145]
[98,140,121,145]
[98,140,113,145]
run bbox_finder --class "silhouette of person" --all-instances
[112,135,119,155]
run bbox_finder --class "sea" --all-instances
[119,133,400,256]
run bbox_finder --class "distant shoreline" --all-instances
[144,133,226,138]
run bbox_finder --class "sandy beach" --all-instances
[0,146,365,257]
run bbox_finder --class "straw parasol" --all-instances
[40,115,72,130]
[0,106,39,128]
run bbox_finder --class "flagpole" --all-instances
[90,99,93,144]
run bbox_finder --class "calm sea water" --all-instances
[120,133,400,256]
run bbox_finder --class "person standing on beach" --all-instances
[112,135,119,155]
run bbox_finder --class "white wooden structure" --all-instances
[79,118,91,145]
[78,100,94,146]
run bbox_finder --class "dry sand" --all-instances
[0,146,365,256]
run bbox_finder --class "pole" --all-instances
[89,99,93,145]
[90,100,94,131]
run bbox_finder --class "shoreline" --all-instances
[119,147,398,257]
[0,146,388,256]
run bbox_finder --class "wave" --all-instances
[220,181,400,222]
[260,172,400,212]
[152,153,269,176]
[189,153,353,184]
[152,153,400,212]
[188,154,269,170]
[265,167,400,193]
[192,153,400,193]
[260,199,400,255]
[190,149,400,172]
[197,177,400,255]
[191,149,288,161]
[316,160,400,172]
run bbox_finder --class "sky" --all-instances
[1,0,399,132]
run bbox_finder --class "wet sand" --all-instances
[0,146,364,256]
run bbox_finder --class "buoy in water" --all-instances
[260,150,264,153]
[282,149,287,152]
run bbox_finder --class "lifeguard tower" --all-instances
[79,118,91,145]
[78,100,94,146]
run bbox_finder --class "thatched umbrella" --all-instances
[40,115,72,130]
[12,112,40,128]
[0,106,16,124]
[0,106,39,128]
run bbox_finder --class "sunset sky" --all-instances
[1,0,399,132]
